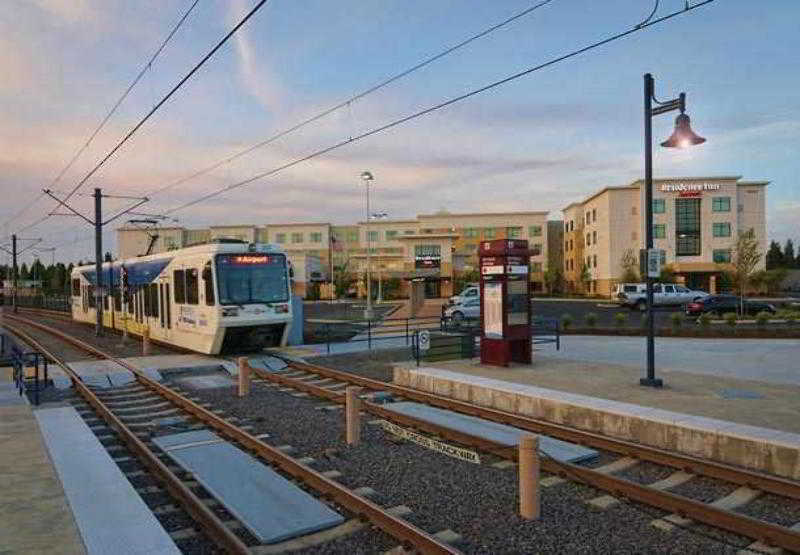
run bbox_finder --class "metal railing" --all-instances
[8,339,49,406]
[309,315,444,354]
[411,328,477,366]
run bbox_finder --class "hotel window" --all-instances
[367,230,379,241]
[565,240,569,252]
[564,222,569,232]
[593,255,597,268]
[653,199,665,213]
[531,262,542,272]
[310,232,322,243]
[587,256,591,267]
[385,230,398,239]
[592,230,597,244]
[713,249,732,263]
[346,230,359,242]
[507,227,522,238]
[531,243,542,256]
[592,209,597,222]
[738,204,744,213]
[675,198,701,255]
[404,230,415,235]
[713,222,731,237]
[465,227,478,238]
[570,220,574,232]
[275,233,286,244]
[631,206,638,215]
[712,197,731,212]
[291,232,303,243]
[653,224,666,239]
[529,225,542,237]
[569,239,573,250]
[586,233,591,246]
[484,227,496,239]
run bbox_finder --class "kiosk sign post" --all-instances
[479,239,532,367]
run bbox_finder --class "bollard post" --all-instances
[519,434,540,520]
[142,327,151,356]
[345,386,362,445]
[237,357,250,397]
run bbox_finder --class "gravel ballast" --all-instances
[178,374,756,554]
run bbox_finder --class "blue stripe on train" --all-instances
[80,258,173,287]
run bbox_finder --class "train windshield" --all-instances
[215,254,289,305]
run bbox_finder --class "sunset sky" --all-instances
[2,0,798,264]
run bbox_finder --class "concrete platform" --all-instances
[394,365,800,480]
[383,401,598,463]
[36,406,180,554]
[0,384,86,554]
[120,354,239,376]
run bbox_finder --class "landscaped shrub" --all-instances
[699,313,711,328]
[724,312,738,328]
[670,312,682,330]
[561,314,573,330]
[640,313,649,328]
[614,312,627,327]
[585,312,597,327]
[755,311,771,327]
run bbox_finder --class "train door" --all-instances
[81,284,88,313]
[159,280,171,341]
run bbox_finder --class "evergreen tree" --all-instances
[765,240,784,269]
[20,262,30,280]
[784,239,796,269]
[104,252,113,262]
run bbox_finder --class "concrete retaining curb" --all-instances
[393,366,800,479]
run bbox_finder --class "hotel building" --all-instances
[562,176,768,296]
[117,210,554,299]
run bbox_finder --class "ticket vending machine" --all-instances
[479,239,532,366]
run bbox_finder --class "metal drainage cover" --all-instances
[177,375,233,389]
[718,388,764,400]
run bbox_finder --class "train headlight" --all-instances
[275,304,289,313]
[222,307,239,317]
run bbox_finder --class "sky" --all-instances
[1,0,798,265]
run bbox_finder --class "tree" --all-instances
[104,252,113,262]
[544,266,565,295]
[766,240,784,269]
[784,240,796,269]
[619,248,640,283]
[453,269,479,296]
[659,264,676,284]
[579,263,591,294]
[762,268,788,295]
[20,263,30,280]
[333,258,357,298]
[730,228,763,315]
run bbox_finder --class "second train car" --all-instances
[70,241,293,354]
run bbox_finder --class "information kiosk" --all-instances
[479,239,532,366]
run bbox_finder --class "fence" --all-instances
[2,333,49,406]
[3,294,71,312]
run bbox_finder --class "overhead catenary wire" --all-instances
[143,0,557,199]
[5,0,201,235]
[162,0,715,216]
[60,0,272,205]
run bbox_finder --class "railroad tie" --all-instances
[740,522,800,555]
[586,458,640,509]
[651,486,762,532]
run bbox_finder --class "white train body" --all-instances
[70,242,293,354]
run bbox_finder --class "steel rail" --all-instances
[3,314,459,555]
[278,357,800,501]
[247,361,800,553]
[0,320,250,554]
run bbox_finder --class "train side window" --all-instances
[150,284,159,319]
[173,270,186,303]
[113,288,121,312]
[159,284,165,328]
[71,279,80,297]
[88,285,96,308]
[186,268,199,305]
[143,285,151,317]
[203,263,215,306]
[165,285,171,329]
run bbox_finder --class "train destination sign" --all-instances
[219,254,282,265]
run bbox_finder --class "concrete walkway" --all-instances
[0,369,86,554]
[550,335,800,386]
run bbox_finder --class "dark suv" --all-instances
[685,295,776,317]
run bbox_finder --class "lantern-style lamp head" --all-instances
[661,112,706,148]
[360,171,374,181]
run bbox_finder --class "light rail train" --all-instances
[70,241,293,354]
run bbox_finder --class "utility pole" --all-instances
[94,188,103,336]
[12,234,17,313]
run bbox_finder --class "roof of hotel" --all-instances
[356,219,419,225]
[265,222,332,227]
[417,211,548,219]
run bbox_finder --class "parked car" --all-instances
[615,282,708,310]
[444,297,480,324]
[685,295,776,317]
[449,285,480,306]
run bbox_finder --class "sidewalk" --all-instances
[0,368,86,554]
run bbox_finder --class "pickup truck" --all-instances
[449,285,480,306]
[615,283,708,311]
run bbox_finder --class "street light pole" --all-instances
[640,73,706,388]
[361,171,374,320]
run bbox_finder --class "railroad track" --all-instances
[245,353,800,554]
[2,313,459,555]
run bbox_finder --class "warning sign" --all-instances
[376,420,481,464]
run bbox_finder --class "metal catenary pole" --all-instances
[12,234,18,313]
[642,74,658,386]
[94,188,103,336]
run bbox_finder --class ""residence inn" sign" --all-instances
[660,182,721,193]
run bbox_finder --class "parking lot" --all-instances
[531,298,683,327]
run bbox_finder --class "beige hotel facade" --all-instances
[117,210,558,299]
[562,175,768,296]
